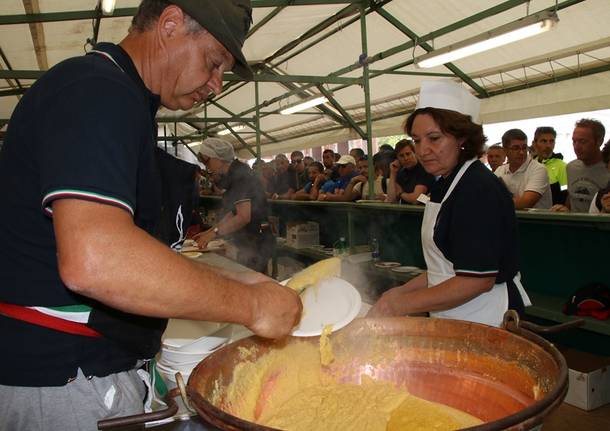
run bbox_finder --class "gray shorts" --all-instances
[0,368,146,431]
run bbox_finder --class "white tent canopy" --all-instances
[1,0,610,157]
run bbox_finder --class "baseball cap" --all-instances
[198,137,236,162]
[336,155,356,165]
[171,0,253,80]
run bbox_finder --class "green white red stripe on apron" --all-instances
[0,302,101,337]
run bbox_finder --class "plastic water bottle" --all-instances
[371,237,380,262]
[333,237,348,257]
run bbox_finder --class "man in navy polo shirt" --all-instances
[194,138,274,273]
[0,1,301,429]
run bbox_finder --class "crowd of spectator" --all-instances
[200,117,610,214]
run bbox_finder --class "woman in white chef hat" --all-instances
[368,80,530,327]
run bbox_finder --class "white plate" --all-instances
[181,245,200,253]
[159,348,211,364]
[282,277,361,337]
[182,251,202,259]
[356,199,381,203]
[203,239,225,252]
[391,266,422,273]
[526,208,552,213]
[162,335,227,353]
[374,261,401,268]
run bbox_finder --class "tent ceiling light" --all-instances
[280,96,328,115]
[217,124,245,135]
[415,11,559,69]
[100,0,116,15]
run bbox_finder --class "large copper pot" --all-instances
[187,313,569,431]
[99,312,575,430]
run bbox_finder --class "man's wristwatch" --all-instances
[213,227,220,238]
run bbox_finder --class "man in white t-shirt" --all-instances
[495,129,552,210]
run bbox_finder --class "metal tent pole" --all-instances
[360,4,374,200]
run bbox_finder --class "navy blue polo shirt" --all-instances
[429,160,519,284]
[0,43,165,386]
[396,163,435,198]
[272,170,297,195]
[222,159,270,238]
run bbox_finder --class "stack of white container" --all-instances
[157,325,232,386]
[157,324,255,387]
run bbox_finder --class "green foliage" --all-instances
[377,134,407,149]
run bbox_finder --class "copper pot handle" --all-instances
[502,309,585,334]
[175,372,196,414]
[97,387,180,430]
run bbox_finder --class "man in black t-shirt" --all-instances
[195,139,275,273]
[386,139,435,204]
[0,2,301,429]
[271,154,297,199]
[289,150,308,191]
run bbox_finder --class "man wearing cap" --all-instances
[195,138,275,273]
[0,1,301,429]
[317,155,359,201]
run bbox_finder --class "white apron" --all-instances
[421,159,531,327]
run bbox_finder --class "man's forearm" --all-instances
[54,200,257,325]
[216,211,248,236]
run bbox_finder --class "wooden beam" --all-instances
[22,0,48,71]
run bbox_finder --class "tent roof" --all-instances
[2,0,610,157]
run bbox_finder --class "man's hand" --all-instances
[389,160,400,177]
[193,229,215,249]
[601,192,610,213]
[366,287,403,317]
[550,204,569,212]
[314,173,326,184]
[247,281,303,338]
[350,175,367,184]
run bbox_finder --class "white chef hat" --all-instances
[198,137,236,163]
[416,80,481,124]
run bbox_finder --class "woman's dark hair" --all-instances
[372,151,395,178]
[404,107,487,164]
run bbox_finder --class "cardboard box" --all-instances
[561,348,610,411]
[286,221,319,249]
